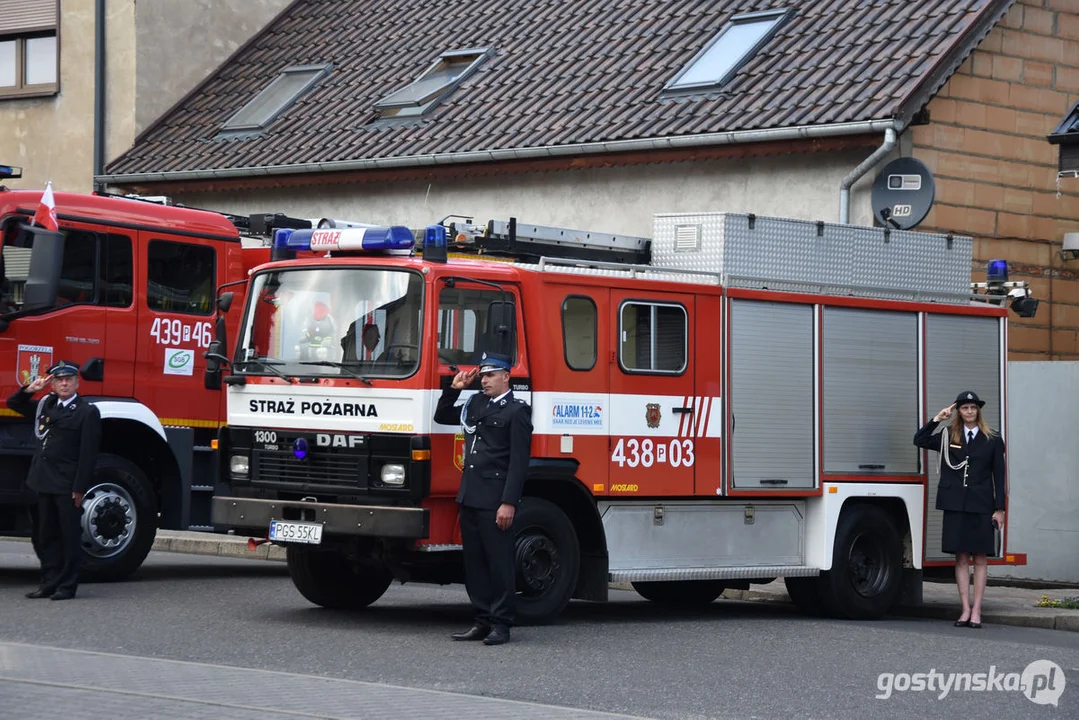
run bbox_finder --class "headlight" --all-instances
[230,455,250,475]
[380,463,406,486]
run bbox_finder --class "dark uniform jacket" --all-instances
[434,388,532,510]
[6,389,101,495]
[914,420,1005,514]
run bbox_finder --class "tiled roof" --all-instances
[103,0,1013,180]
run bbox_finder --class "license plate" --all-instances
[269,520,323,545]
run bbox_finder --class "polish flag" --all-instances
[32,181,58,231]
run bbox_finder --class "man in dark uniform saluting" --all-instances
[434,352,532,645]
[7,361,101,600]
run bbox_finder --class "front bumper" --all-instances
[212,496,429,539]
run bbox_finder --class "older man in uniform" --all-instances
[434,352,532,645]
[6,361,101,600]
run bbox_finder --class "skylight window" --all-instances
[219,65,329,134]
[667,9,791,92]
[376,49,490,118]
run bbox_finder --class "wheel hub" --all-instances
[848,532,888,597]
[515,534,560,594]
[80,483,136,558]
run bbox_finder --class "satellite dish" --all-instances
[871,157,936,230]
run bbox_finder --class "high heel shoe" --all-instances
[953,619,971,627]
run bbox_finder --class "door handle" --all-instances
[672,407,693,414]
[760,478,789,485]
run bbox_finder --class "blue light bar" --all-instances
[0,165,22,179]
[274,226,416,253]
[987,259,1008,283]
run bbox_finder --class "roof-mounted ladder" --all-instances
[445,217,651,264]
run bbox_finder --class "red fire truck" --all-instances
[0,184,314,579]
[210,213,1027,622]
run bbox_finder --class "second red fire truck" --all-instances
[210,213,1027,622]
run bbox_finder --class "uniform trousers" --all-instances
[458,505,516,629]
[33,492,83,593]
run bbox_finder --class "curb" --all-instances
[152,533,286,562]
[720,587,1079,633]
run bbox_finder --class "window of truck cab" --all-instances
[237,267,424,379]
[1,221,132,313]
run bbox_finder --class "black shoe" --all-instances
[25,588,55,599]
[451,624,491,641]
[50,589,76,601]
[969,622,982,629]
[953,620,971,627]
[483,627,511,646]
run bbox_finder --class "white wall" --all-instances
[998,361,1079,584]
[174,148,885,235]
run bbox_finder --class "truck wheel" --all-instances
[632,580,726,605]
[817,504,903,620]
[287,546,393,610]
[784,576,824,616]
[514,498,580,624]
[79,454,158,582]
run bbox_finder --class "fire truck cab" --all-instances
[0,187,297,579]
[211,213,1024,622]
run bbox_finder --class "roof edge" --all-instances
[97,119,905,185]
[894,0,1016,125]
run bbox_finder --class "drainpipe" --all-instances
[93,0,106,193]
[838,126,897,224]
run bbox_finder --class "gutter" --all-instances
[93,0,106,193]
[96,118,905,186]
[838,126,897,224]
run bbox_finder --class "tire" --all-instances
[632,580,726,605]
[816,504,903,620]
[79,453,158,582]
[784,576,825,616]
[287,546,393,610]
[513,498,580,624]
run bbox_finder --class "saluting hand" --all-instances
[451,368,478,390]
[25,375,53,395]
[933,403,956,422]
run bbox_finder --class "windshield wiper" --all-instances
[298,361,373,386]
[233,358,296,384]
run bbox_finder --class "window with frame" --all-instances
[665,9,790,94]
[619,302,687,374]
[0,0,59,98]
[217,64,329,136]
[562,295,597,371]
[437,286,517,366]
[147,240,216,315]
[376,49,489,119]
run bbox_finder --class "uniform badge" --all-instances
[453,433,466,471]
[645,403,661,429]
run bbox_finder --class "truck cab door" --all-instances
[608,290,697,497]
[134,232,220,426]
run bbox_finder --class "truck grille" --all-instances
[253,450,366,488]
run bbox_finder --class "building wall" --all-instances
[134,0,292,135]
[997,361,1079,584]
[0,0,289,195]
[912,0,1079,360]
[172,149,883,239]
[0,0,136,194]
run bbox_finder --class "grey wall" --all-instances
[175,148,884,236]
[998,361,1079,584]
[135,0,292,134]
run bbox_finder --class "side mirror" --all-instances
[20,225,64,311]
[217,291,233,313]
[486,300,517,357]
[204,340,227,390]
[80,357,105,382]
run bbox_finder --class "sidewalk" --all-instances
[125,531,1079,632]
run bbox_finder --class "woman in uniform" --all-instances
[914,391,1006,628]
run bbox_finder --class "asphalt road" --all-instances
[1,540,1077,719]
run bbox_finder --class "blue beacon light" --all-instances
[987,259,1008,284]
[293,437,308,460]
[423,224,448,263]
[276,226,415,252]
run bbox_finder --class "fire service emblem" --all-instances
[17,344,53,385]
[453,433,466,471]
[645,403,661,429]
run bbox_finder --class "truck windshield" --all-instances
[236,267,424,379]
